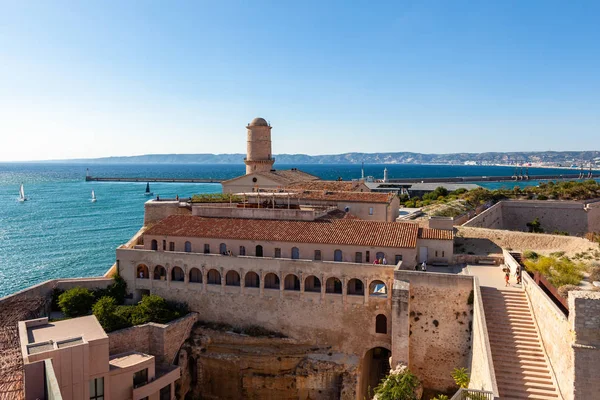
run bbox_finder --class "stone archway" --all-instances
[360,346,391,399]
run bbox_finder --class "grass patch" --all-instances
[524,255,585,287]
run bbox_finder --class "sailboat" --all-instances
[18,184,27,202]
[144,182,154,196]
[91,190,97,203]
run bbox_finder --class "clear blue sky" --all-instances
[1,1,599,161]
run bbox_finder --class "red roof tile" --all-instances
[145,215,423,248]
[418,227,454,241]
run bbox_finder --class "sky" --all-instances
[1,1,599,161]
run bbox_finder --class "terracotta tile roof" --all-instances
[418,227,454,240]
[289,190,395,204]
[287,180,367,192]
[145,215,422,248]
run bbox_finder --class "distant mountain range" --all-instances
[57,151,600,166]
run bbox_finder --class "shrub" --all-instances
[130,295,188,325]
[557,285,581,298]
[373,368,421,400]
[93,296,129,332]
[432,396,449,400]
[452,367,470,389]
[526,217,544,233]
[51,288,65,312]
[589,266,600,283]
[523,250,539,260]
[524,255,585,287]
[58,287,95,317]
[93,274,127,304]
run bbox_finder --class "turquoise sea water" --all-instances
[0,162,585,297]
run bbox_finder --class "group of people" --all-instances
[504,264,522,286]
[373,257,387,265]
[415,261,427,272]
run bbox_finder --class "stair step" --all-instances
[492,353,547,363]
[489,338,541,347]
[501,386,558,398]
[495,368,554,380]
[496,377,556,390]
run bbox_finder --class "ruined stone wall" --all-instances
[522,271,572,400]
[394,271,473,392]
[568,291,600,400]
[108,313,198,363]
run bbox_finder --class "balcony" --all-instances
[133,364,180,400]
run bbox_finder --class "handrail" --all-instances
[450,388,495,400]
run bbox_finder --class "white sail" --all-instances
[19,184,26,201]
[91,190,97,202]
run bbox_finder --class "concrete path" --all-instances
[467,263,522,290]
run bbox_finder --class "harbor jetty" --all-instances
[85,176,222,183]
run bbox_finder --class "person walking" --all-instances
[504,268,511,287]
[421,261,427,272]
[515,265,522,285]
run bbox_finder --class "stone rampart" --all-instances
[463,200,600,236]
[108,312,198,364]
[468,277,498,396]
[462,202,503,229]
[568,291,600,399]
[393,271,473,392]
[118,248,394,358]
[522,270,572,399]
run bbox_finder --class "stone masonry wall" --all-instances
[108,313,198,363]
[463,202,503,229]
[468,277,498,395]
[144,200,191,226]
[394,271,473,392]
[568,291,600,399]
[522,272,573,400]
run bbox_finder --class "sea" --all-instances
[0,162,585,298]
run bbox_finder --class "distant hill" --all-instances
[57,151,600,166]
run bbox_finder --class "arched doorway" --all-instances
[255,245,263,257]
[360,347,391,399]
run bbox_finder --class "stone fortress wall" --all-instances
[117,248,395,357]
[463,199,600,235]
[391,272,477,393]
[108,312,198,365]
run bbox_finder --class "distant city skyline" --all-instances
[1,1,600,162]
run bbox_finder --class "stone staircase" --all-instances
[481,287,560,399]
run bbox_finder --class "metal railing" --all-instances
[450,388,495,400]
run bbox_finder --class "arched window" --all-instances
[137,264,149,279]
[184,241,192,252]
[207,269,221,285]
[369,280,387,297]
[153,265,166,280]
[255,245,263,257]
[189,268,202,283]
[239,246,246,256]
[245,271,260,288]
[151,240,158,250]
[355,252,363,263]
[314,250,322,261]
[347,278,364,296]
[334,249,343,262]
[376,314,387,334]
[264,273,280,289]
[220,243,227,255]
[284,274,300,291]
[225,270,240,286]
[304,275,321,292]
[326,277,342,294]
[171,266,184,282]
[291,247,300,260]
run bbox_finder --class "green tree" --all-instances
[92,296,128,332]
[58,287,95,317]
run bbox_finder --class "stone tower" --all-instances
[244,117,275,174]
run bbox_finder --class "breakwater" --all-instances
[389,173,599,184]
[86,176,223,183]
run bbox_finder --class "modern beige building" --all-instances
[18,316,180,400]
